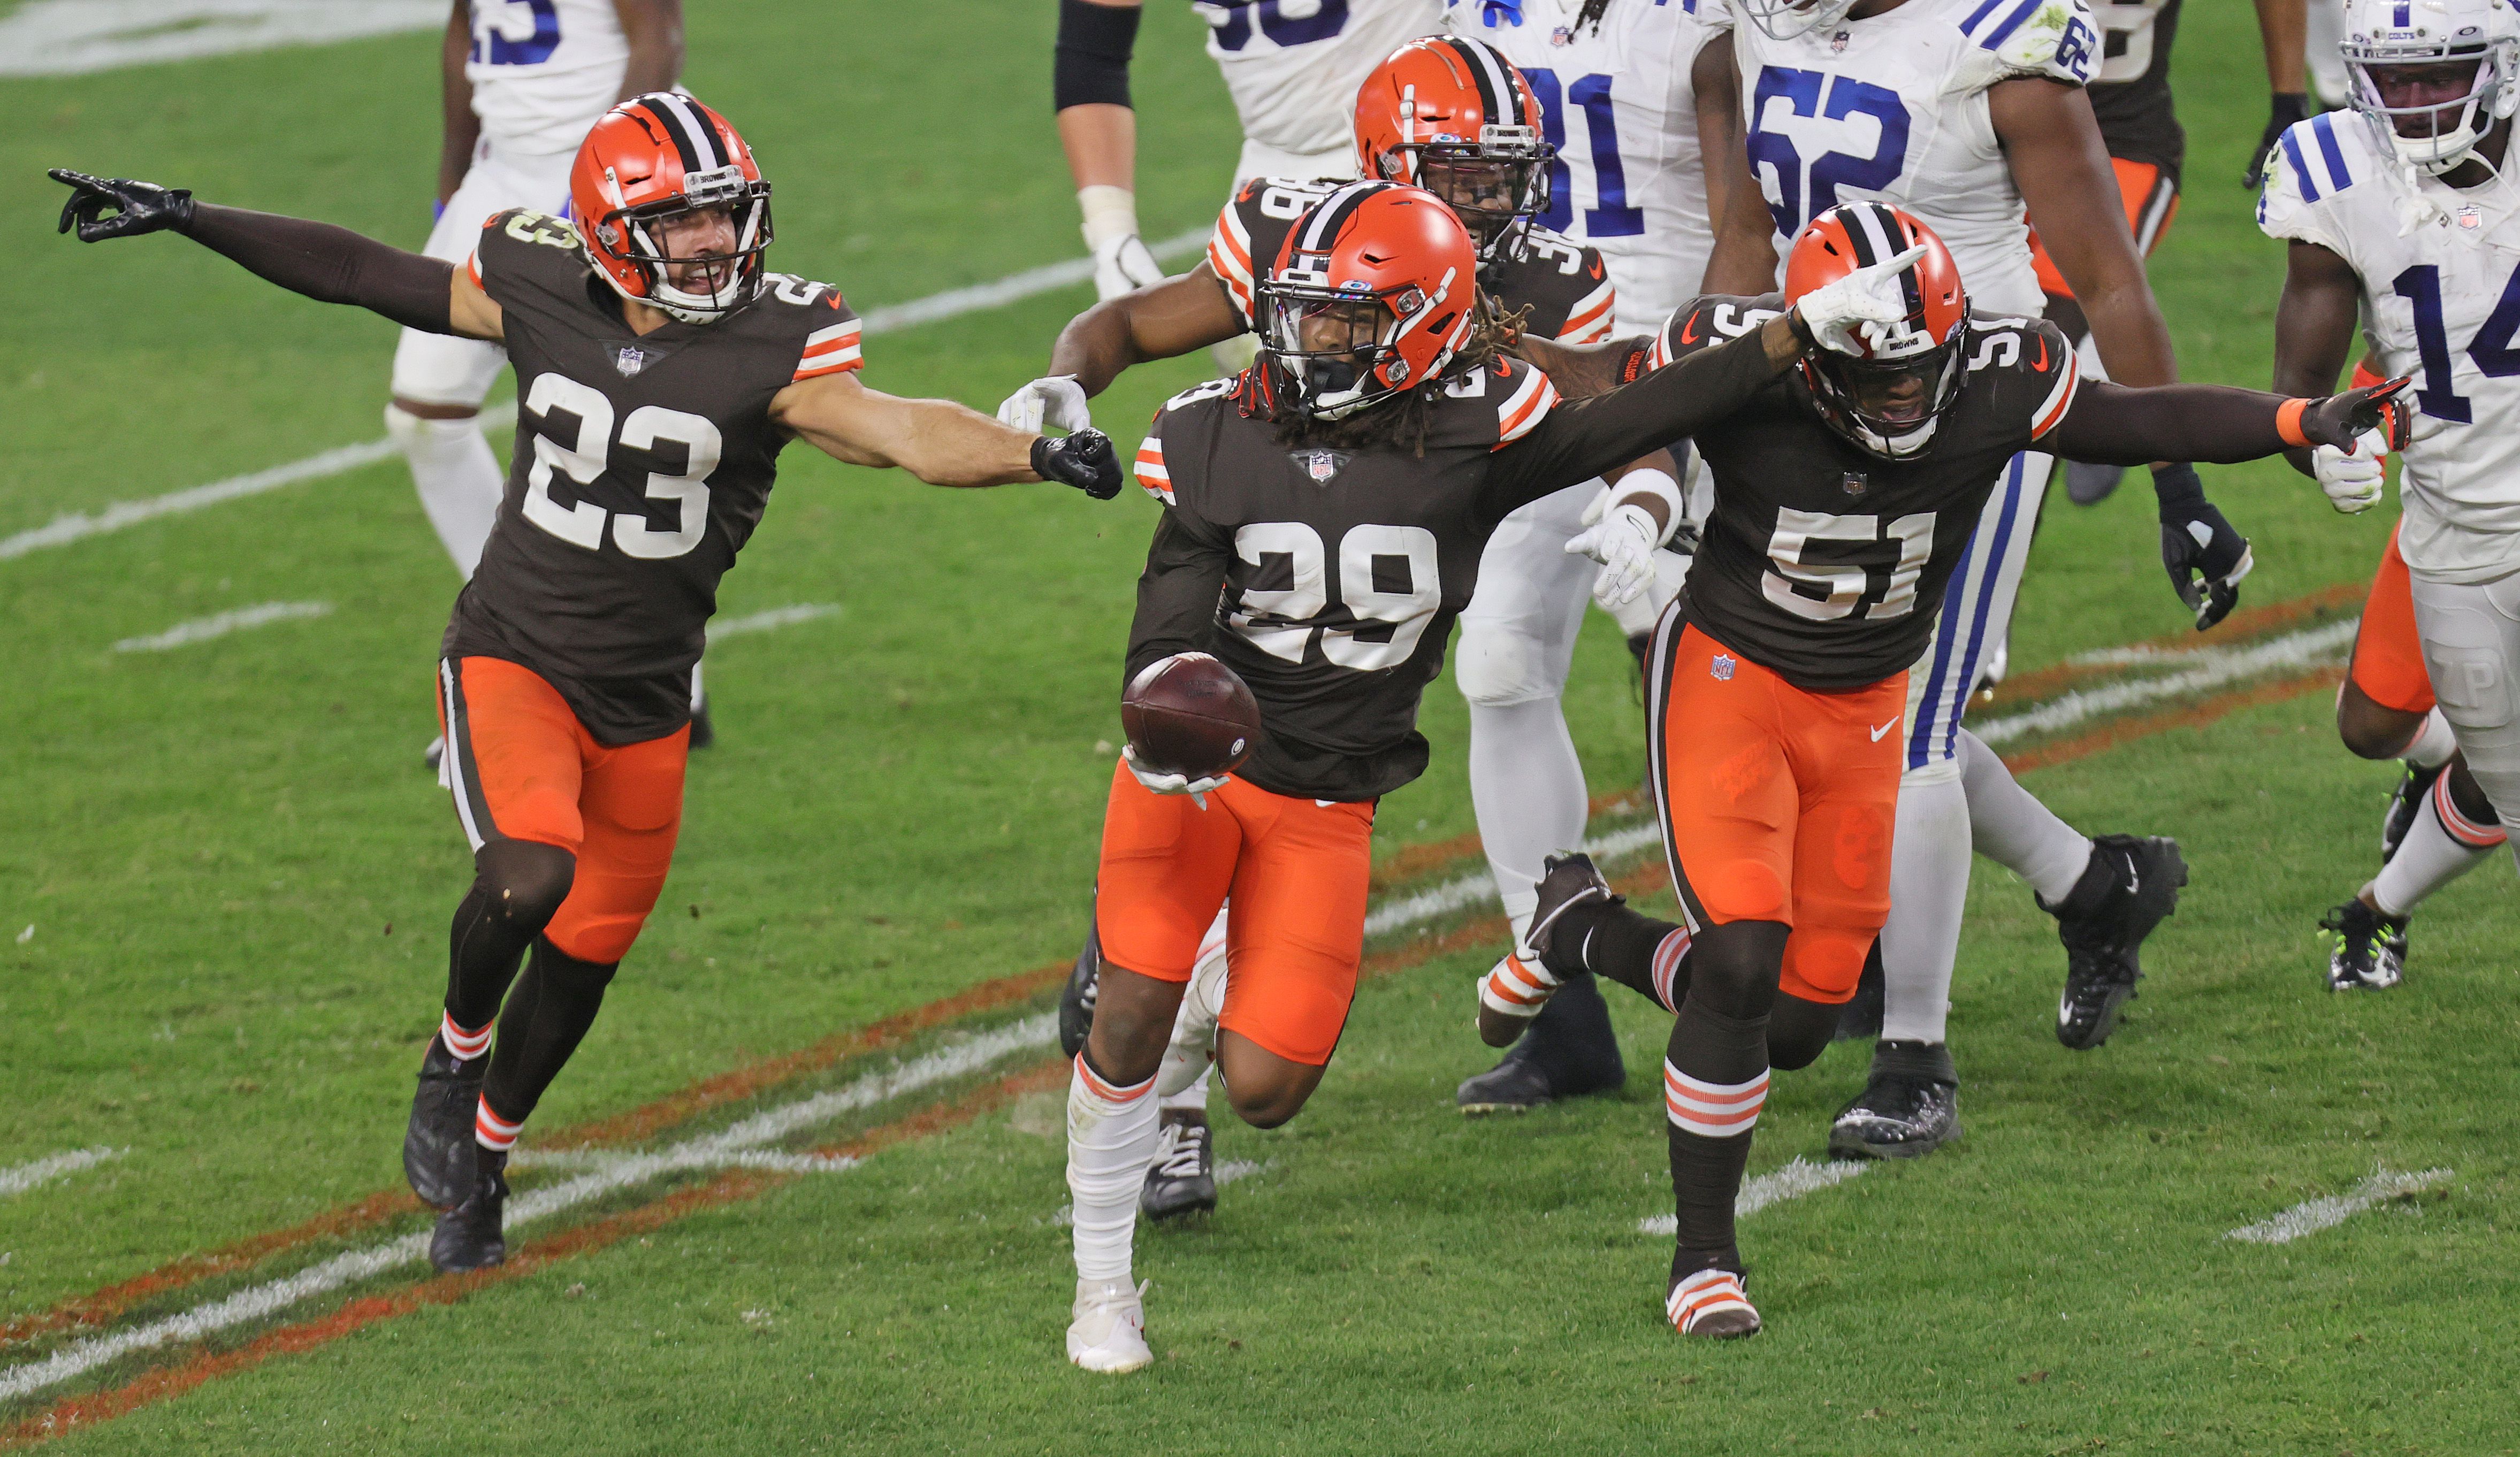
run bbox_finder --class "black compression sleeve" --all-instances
[2044,380,2289,466]
[1055,0,1140,111]
[1121,511,1230,688]
[181,203,456,334]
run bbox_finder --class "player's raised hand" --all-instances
[2154,464,2253,631]
[50,169,194,241]
[1091,233,1165,302]
[1121,744,1227,809]
[1565,500,1661,607]
[1032,427,1123,500]
[2299,373,2414,452]
[1793,243,1928,356]
[998,375,1094,435]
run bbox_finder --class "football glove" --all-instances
[998,375,1094,435]
[51,169,194,241]
[1091,233,1165,302]
[2244,94,2310,190]
[2298,373,2414,452]
[1566,501,1663,608]
[1122,744,1227,809]
[1032,428,1122,500]
[2313,435,2389,514]
[1792,243,1927,356]
[2154,464,2253,632]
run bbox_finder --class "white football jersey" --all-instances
[1732,0,2099,317]
[2259,113,2520,584]
[1195,0,1444,158]
[464,0,632,157]
[1441,0,1732,337]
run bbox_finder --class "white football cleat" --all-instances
[1667,1266,1761,1339]
[1066,1277,1153,1374]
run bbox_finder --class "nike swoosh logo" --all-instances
[1680,315,1701,345]
[1870,719,1898,742]
[2034,334,2049,371]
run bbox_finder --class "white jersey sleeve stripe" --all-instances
[1135,437,1174,504]
[1494,369,1559,448]
[805,322,859,351]
[2030,360,2079,440]
[1559,278,1617,342]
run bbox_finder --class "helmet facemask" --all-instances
[1260,265,1457,421]
[595,163,775,325]
[1737,0,1863,43]
[1800,319,1969,461]
[1387,124,1551,264]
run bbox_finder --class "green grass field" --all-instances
[3,2,2515,1452]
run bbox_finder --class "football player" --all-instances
[2260,0,2520,987]
[54,93,1122,1275]
[1435,0,1763,1116]
[1507,204,2403,1338]
[1013,35,1636,1219]
[1060,180,1922,1372]
[1701,0,2257,1159]
[1051,0,1442,301]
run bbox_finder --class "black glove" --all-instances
[51,168,195,242]
[2155,463,2252,632]
[2244,94,2311,190]
[1033,428,1122,500]
[2300,373,2414,451]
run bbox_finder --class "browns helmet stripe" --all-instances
[1438,35,1515,129]
[1293,179,1390,257]
[1841,202,1925,318]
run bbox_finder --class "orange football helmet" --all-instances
[1353,36,1551,262]
[1783,202,1970,460]
[1257,181,1478,420]
[569,93,774,324]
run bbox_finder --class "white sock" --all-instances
[2401,708,2458,769]
[1467,697,1590,958]
[1156,912,1229,1103]
[1880,776,1972,1045]
[1066,1055,1159,1284]
[386,404,503,579]
[2370,778,2503,917]
[1958,728,2092,904]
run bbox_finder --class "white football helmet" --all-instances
[2341,0,2520,176]
[1735,0,1863,42]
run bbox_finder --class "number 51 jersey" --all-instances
[444,209,864,744]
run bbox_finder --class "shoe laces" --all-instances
[1152,1121,1208,1180]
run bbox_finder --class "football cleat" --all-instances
[1523,852,1622,977]
[403,1036,487,1211]
[688,702,716,750]
[2380,760,2447,860]
[1455,1041,1556,1114]
[2318,899,2408,991]
[1667,1267,1760,1339]
[1059,921,1102,1060]
[1141,1109,1218,1222]
[1827,1040,1960,1160]
[2049,834,2188,1050]
[1456,977,1627,1114]
[1831,952,1884,1042]
[428,1146,508,1274]
[2064,459,2124,507]
[1475,952,1564,1047]
[1066,1277,1154,1374]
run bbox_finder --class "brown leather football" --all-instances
[1121,653,1263,780]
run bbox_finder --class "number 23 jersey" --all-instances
[1652,295,2076,689]
[445,209,864,743]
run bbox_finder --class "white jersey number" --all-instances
[1762,508,1936,622]
[1200,0,1351,50]
[520,372,720,559]
[1227,521,1442,671]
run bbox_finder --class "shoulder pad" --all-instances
[2272,112,2369,205]
[759,271,847,312]
[485,208,581,251]
[1958,0,2099,86]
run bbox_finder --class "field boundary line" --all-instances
[2224,1165,2453,1245]
[1636,1157,1869,1234]
[110,602,332,654]
[0,1151,124,1200]
[1972,619,2356,747]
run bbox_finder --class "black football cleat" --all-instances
[688,702,716,750]
[1456,1041,1557,1114]
[429,1146,508,1274]
[1827,1040,1960,1160]
[1523,852,1622,978]
[2380,760,2447,860]
[2318,899,2408,991]
[404,1035,486,1211]
[2048,834,2188,1050]
[1140,1108,1217,1221]
[1059,920,1102,1060]
[1831,949,1885,1042]
[1458,976,1626,1114]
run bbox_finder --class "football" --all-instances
[1121,652,1263,780]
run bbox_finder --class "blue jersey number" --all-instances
[1522,70,1646,239]
[1208,0,1350,50]
[1746,66,1908,234]
[2392,262,2520,425]
[472,0,561,66]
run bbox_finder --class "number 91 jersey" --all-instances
[1734,0,2098,318]
[2258,113,2520,585]
[444,209,865,745]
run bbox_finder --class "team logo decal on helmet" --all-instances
[1354,36,1553,263]
[2339,0,2520,180]
[1783,203,1971,462]
[1256,181,1480,421]
[570,92,776,325]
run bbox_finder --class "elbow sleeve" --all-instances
[1055,0,1139,111]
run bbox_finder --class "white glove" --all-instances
[1122,743,1227,809]
[1792,242,1928,356]
[1091,233,1165,302]
[2313,431,2388,514]
[1565,500,1663,608]
[996,374,1094,434]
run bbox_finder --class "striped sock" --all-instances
[1663,1060,1768,1138]
[473,1096,523,1153]
[1477,952,1562,1019]
[2370,776,2503,917]
[1667,1266,1756,1333]
[1646,928,1693,1015]
[440,1011,493,1062]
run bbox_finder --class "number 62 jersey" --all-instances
[442,209,865,745]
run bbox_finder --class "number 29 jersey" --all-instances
[1734,0,2098,317]
[2258,113,2520,585]
[444,209,865,743]
[1650,294,2077,688]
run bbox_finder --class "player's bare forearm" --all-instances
[774,373,1040,485]
[1995,79,2177,388]
[1691,34,1747,256]
[2255,0,2308,93]
[2046,382,2293,465]
[2272,241,2364,474]
[1700,62,1783,297]
[612,0,686,98]
[1511,333,1651,402]
[1049,265,1243,396]
[437,0,479,206]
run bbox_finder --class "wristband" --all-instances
[2276,397,2311,448]
[1055,0,1139,111]
[1078,185,1140,251]
[2149,461,2205,517]
[1784,305,1819,355]
[1618,340,1655,384]
[1608,467,1685,546]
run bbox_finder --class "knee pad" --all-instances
[1454,620,1562,708]
[390,328,505,410]
[474,839,576,933]
[1765,994,1840,1072]
[385,403,487,461]
[1684,921,1790,1021]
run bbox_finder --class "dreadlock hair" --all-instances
[1263,296,1532,457]
[1576,0,1613,32]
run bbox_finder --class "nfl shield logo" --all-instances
[614,347,647,377]
[2460,204,2483,230]
[1842,471,1868,498]
[1294,449,1350,484]
[1830,28,1851,51]
[1551,25,1572,43]
[1710,653,1737,681]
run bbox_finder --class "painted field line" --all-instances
[1363,820,1661,938]
[0,1,444,78]
[709,603,841,640]
[1982,582,2364,708]
[2224,1166,2453,1245]
[110,602,331,654]
[854,228,1206,334]
[1972,618,2358,748]
[1637,1158,1870,1235]
[1048,1159,1270,1228]
[0,1149,124,1199]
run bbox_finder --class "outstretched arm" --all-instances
[1510,332,1655,402]
[2045,377,2408,466]
[1050,263,1245,397]
[770,370,1121,493]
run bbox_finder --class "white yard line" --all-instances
[709,603,842,641]
[1362,820,1663,939]
[1972,619,2359,748]
[0,1147,125,1198]
[2224,1166,2453,1245]
[0,1,444,78]
[111,601,331,654]
[1636,1158,1869,1235]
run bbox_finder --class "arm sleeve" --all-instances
[2043,380,2292,466]
[1055,0,1139,111]
[1121,510,1231,688]
[1481,327,1786,517]
[181,204,455,334]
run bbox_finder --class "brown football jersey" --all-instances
[442,209,864,744]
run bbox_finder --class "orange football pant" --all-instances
[436,656,688,964]
[2351,522,2435,716]
[2029,157,2180,298]
[1093,762,1375,1067]
[1651,625,1905,1006]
